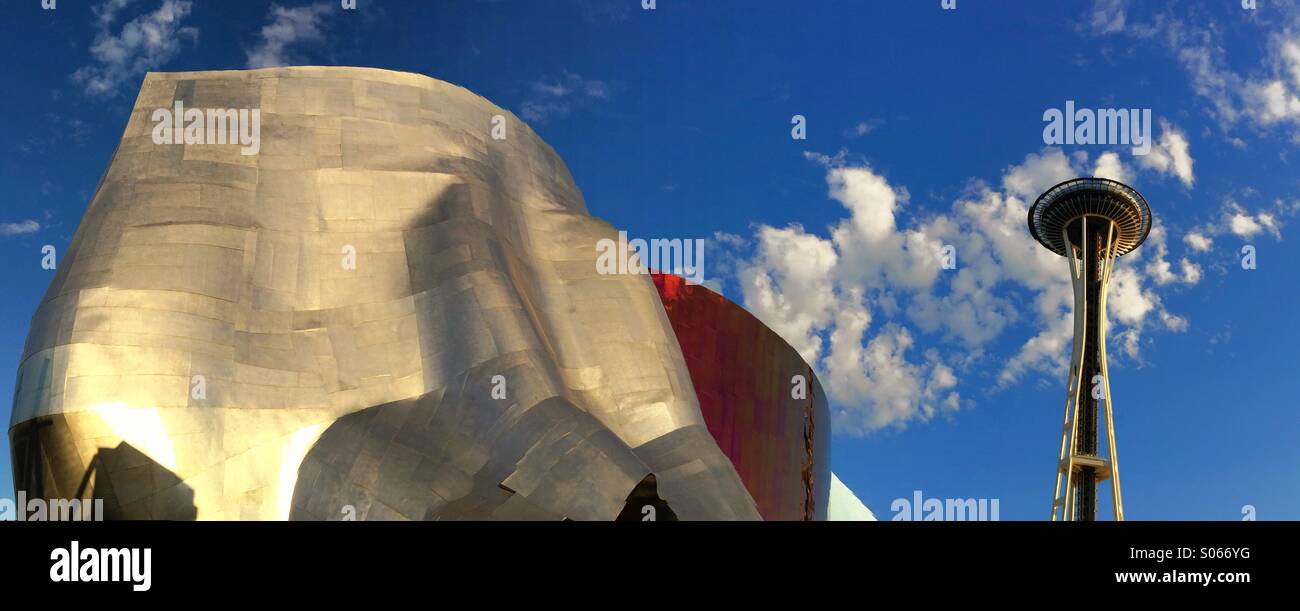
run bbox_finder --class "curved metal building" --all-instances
[8,67,833,521]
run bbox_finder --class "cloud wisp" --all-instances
[0,220,41,237]
[246,3,333,69]
[519,72,610,124]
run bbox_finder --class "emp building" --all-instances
[1028,178,1152,521]
[8,67,868,521]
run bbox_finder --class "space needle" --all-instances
[1028,177,1152,521]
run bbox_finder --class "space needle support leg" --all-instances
[1098,221,1124,521]
[1054,220,1089,521]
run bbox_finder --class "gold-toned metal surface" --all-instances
[10,67,760,521]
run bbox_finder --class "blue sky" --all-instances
[1,0,1297,520]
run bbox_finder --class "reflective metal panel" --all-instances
[653,273,831,521]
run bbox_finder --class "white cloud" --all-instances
[92,0,136,26]
[0,220,40,236]
[1088,0,1127,35]
[1184,231,1212,252]
[246,3,332,69]
[1136,120,1195,187]
[1144,225,1200,286]
[1246,79,1300,125]
[845,120,880,139]
[1184,199,1292,249]
[1085,0,1159,38]
[1179,258,1202,285]
[519,72,611,123]
[72,0,198,97]
[822,316,961,435]
[712,231,746,248]
[1092,151,1130,183]
[1002,148,1079,200]
[1229,212,1264,238]
[1238,30,1300,126]
[738,225,839,364]
[1108,265,1156,326]
[998,307,1073,387]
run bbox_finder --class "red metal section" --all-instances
[652,273,830,521]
